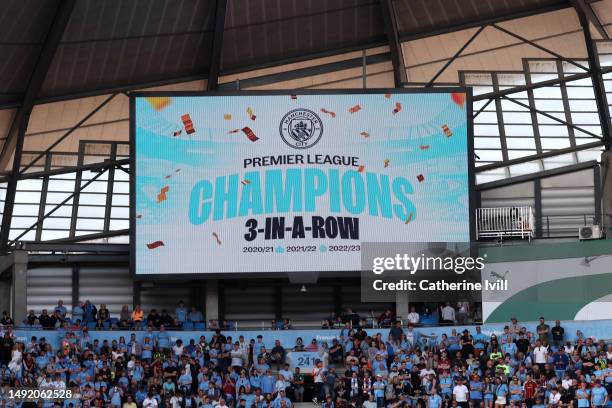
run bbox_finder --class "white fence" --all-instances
[476,206,535,240]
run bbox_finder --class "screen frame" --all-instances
[129,88,475,280]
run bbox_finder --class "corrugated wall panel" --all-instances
[223,285,275,321]
[480,181,535,208]
[78,267,132,316]
[541,168,595,237]
[26,267,72,314]
[341,284,393,316]
[281,285,334,321]
[140,285,193,316]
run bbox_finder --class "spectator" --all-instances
[83,300,97,323]
[119,304,131,328]
[406,306,419,325]
[189,306,203,323]
[175,301,187,326]
[551,320,564,346]
[0,311,14,326]
[54,300,67,320]
[377,309,394,328]
[441,302,456,324]
[72,301,84,323]
[536,317,549,343]
[132,304,144,327]
[98,303,111,323]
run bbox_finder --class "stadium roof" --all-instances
[0,0,598,106]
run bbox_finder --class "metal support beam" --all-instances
[476,160,599,190]
[379,0,407,87]
[103,144,117,232]
[71,264,79,310]
[502,95,603,140]
[492,74,510,177]
[473,70,600,101]
[0,0,76,252]
[570,0,609,39]
[19,93,118,175]
[476,141,603,172]
[575,7,612,149]
[0,0,76,171]
[0,158,130,183]
[534,178,543,238]
[206,0,228,91]
[8,169,108,247]
[491,23,589,72]
[426,26,486,87]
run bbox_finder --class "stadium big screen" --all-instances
[131,90,472,275]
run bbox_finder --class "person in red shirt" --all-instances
[523,373,538,408]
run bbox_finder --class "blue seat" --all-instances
[103,321,111,329]
[183,321,194,330]
[194,322,206,331]
[110,318,119,327]
[86,322,96,329]
[275,320,283,330]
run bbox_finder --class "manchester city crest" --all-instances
[279,108,323,149]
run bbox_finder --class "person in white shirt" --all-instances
[214,398,229,408]
[363,394,377,408]
[143,393,159,408]
[441,303,456,324]
[548,388,561,406]
[533,340,548,369]
[453,378,469,408]
[407,307,420,325]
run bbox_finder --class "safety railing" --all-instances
[476,206,535,240]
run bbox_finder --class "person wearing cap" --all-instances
[373,374,386,408]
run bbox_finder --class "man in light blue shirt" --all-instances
[176,301,187,325]
[590,380,608,408]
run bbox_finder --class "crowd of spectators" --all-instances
[0,302,610,408]
[14,301,480,333]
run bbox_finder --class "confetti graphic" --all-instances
[320,108,336,118]
[247,107,256,120]
[136,214,142,219]
[173,129,182,137]
[181,114,195,134]
[360,131,370,138]
[442,124,453,137]
[349,104,362,114]
[147,241,164,249]
[157,185,170,203]
[223,114,232,120]
[417,174,425,183]
[384,93,392,99]
[228,129,240,134]
[393,102,402,114]
[405,212,414,224]
[145,97,171,111]
[357,165,365,173]
[451,92,466,108]
[242,127,259,142]
[290,95,297,100]
[241,179,251,186]
[212,232,222,245]
[420,145,430,150]
[384,159,390,168]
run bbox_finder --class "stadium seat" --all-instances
[182,321,194,330]
[194,322,206,331]
[86,322,96,330]
[110,318,119,327]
